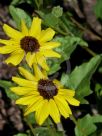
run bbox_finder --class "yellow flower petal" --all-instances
[40,42,60,50]
[21,20,28,35]
[26,52,37,67]
[54,95,71,118]
[59,89,75,97]
[43,50,61,58]
[65,96,80,106]
[29,17,41,38]
[16,95,39,105]
[53,79,63,89]
[36,52,49,71]
[33,64,47,79]
[5,51,24,65]
[39,28,55,42]
[0,45,16,54]
[12,77,37,88]
[49,99,60,123]
[19,67,36,81]
[11,87,35,95]
[24,97,44,116]
[3,24,23,39]
[0,39,17,45]
[35,100,49,125]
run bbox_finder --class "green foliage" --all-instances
[0,80,19,100]
[94,0,102,20]
[51,6,63,18]
[61,55,102,104]
[35,127,63,136]
[48,36,87,75]
[75,114,102,136]
[9,6,32,30]
[11,0,36,6]
[14,133,27,136]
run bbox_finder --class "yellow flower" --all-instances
[0,17,61,70]
[11,64,80,125]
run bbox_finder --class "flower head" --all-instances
[11,64,80,125]
[0,17,61,70]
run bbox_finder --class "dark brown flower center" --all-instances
[20,36,40,52]
[38,79,58,99]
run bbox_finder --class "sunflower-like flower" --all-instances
[0,17,61,70]
[11,64,80,125]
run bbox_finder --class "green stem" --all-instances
[70,115,77,125]
[54,27,68,36]
[24,117,36,136]
[82,46,97,57]
[47,120,55,136]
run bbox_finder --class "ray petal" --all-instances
[29,17,41,38]
[3,24,23,39]
[49,99,60,123]
[39,28,55,42]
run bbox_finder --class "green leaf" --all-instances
[43,13,59,28]
[0,80,19,100]
[92,115,102,123]
[75,114,97,136]
[52,6,63,18]
[48,36,88,75]
[14,133,27,136]
[75,114,102,136]
[94,0,102,20]
[35,127,63,136]
[11,0,33,6]
[61,55,102,104]
[9,6,32,30]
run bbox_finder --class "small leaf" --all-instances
[48,36,88,75]
[75,114,97,136]
[0,80,19,100]
[9,6,32,30]
[94,0,102,20]
[52,6,63,18]
[61,55,102,104]
[14,133,27,136]
[92,115,102,123]
[35,127,63,136]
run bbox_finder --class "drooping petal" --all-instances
[54,95,71,118]
[24,97,44,115]
[33,64,47,80]
[5,51,24,66]
[29,17,41,38]
[36,52,49,71]
[3,24,23,39]
[40,42,60,50]
[19,67,36,81]
[42,50,61,58]
[26,52,37,67]
[21,20,28,35]
[65,96,80,106]
[12,77,37,88]
[35,100,49,125]
[49,99,60,123]
[39,28,55,42]
[16,95,39,105]
[11,87,35,95]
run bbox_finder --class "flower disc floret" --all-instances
[20,36,40,52]
[38,79,58,99]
